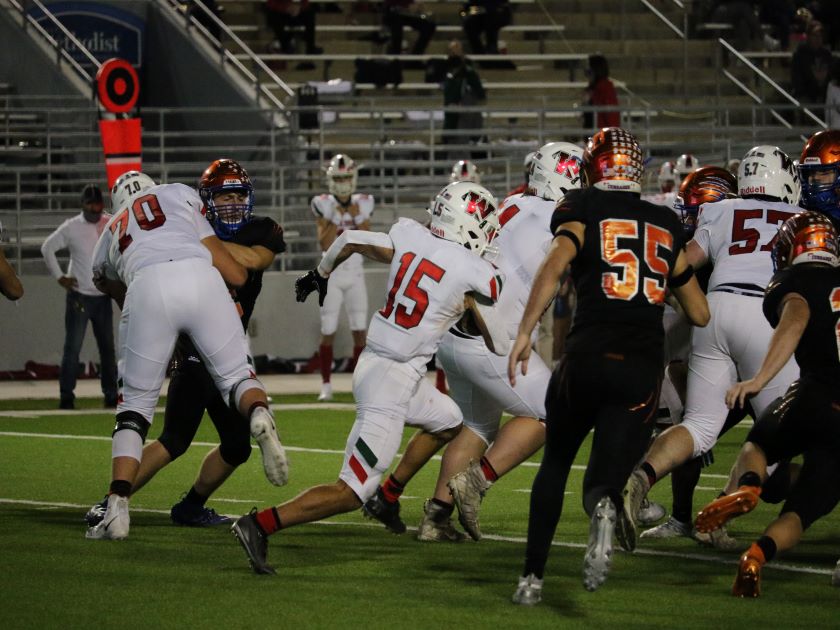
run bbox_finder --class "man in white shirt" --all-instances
[41,184,117,409]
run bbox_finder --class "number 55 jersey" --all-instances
[550,187,686,365]
[365,218,502,373]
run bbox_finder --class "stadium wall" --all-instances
[0,270,389,372]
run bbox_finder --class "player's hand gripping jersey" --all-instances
[311,193,374,271]
[94,183,215,285]
[365,219,501,371]
[694,197,798,294]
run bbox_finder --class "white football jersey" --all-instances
[312,193,375,271]
[642,191,677,209]
[93,183,215,286]
[694,197,799,292]
[490,193,555,339]
[366,218,501,371]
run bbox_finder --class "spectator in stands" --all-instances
[442,40,486,155]
[460,0,512,60]
[826,59,840,128]
[265,0,323,69]
[0,221,23,301]
[383,0,436,56]
[582,54,620,131]
[791,20,833,107]
[41,184,117,410]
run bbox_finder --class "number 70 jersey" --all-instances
[94,183,216,286]
[694,197,799,292]
[365,218,502,372]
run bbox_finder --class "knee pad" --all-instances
[219,439,252,467]
[111,411,150,461]
[228,377,266,411]
[112,410,150,441]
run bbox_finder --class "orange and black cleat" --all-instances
[732,544,765,598]
[695,486,761,533]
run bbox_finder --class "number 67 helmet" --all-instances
[111,170,155,212]
[428,181,500,257]
[738,145,800,204]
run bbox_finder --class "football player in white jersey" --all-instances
[624,146,802,550]
[230,182,508,574]
[642,161,677,207]
[363,141,584,542]
[311,154,374,401]
[85,171,288,540]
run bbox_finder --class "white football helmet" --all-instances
[738,145,800,204]
[527,142,584,202]
[657,161,676,192]
[428,181,500,257]
[111,170,155,211]
[674,153,698,182]
[450,160,481,184]
[326,154,358,199]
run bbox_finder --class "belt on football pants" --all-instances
[448,327,481,341]
[711,282,764,298]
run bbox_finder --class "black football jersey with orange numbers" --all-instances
[551,187,686,361]
[764,264,840,386]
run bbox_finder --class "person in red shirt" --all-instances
[582,54,620,131]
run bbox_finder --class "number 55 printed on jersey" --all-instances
[380,252,446,329]
[600,219,673,304]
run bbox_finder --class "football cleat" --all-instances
[84,496,108,527]
[85,494,129,540]
[732,547,763,598]
[637,497,666,526]
[250,407,289,487]
[416,499,466,543]
[583,496,617,592]
[170,498,232,527]
[231,510,276,575]
[831,558,840,587]
[693,526,740,550]
[447,460,492,541]
[317,382,333,402]
[361,487,406,534]
[640,516,692,540]
[617,470,649,552]
[512,573,543,606]
[694,486,760,534]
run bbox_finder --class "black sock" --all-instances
[756,535,777,562]
[184,486,208,507]
[671,456,702,524]
[738,471,762,489]
[431,498,454,516]
[641,461,657,487]
[109,479,131,498]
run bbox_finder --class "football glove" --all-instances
[295,269,328,306]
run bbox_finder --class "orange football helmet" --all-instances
[675,166,738,236]
[772,211,839,271]
[198,158,254,239]
[798,129,840,221]
[582,127,644,193]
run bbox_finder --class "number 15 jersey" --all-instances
[693,197,798,293]
[551,187,685,363]
[365,218,502,373]
[95,183,216,286]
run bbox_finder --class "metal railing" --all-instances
[155,0,294,115]
[2,0,101,92]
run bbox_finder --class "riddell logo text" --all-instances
[740,186,766,195]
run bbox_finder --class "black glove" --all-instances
[295,269,328,306]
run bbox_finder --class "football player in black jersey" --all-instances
[507,128,710,602]
[694,212,840,597]
[86,159,286,527]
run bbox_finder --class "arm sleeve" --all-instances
[763,269,797,328]
[317,230,393,276]
[550,190,586,235]
[40,223,68,279]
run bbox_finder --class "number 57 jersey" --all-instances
[95,183,215,286]
[365,218,502,373]
[694,197,799,293]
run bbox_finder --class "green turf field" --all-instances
[1,395,838,629]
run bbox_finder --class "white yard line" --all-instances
[0,497,831,577]
[0,402,356,418]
